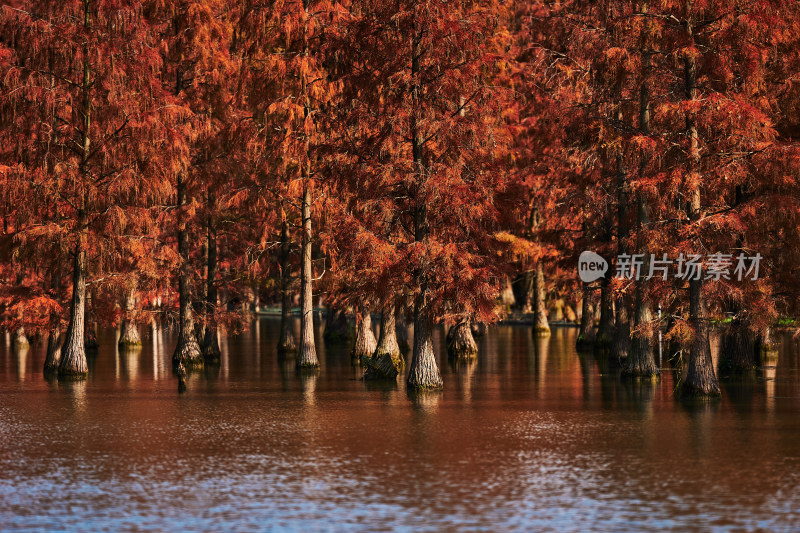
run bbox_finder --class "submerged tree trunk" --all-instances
[43,326,62,374]
[172,176,202,368]
[363,351,400,381]
[297,182,319,368]
[595,275,615,350]
[499,277,516,308]
[119,288,141,347]
[447,320,478,360]
[84,290,99,350]
[757,327,778,356]
[407,305,443,389]
[352,308,377,361]
[324,307,352,343]
[375,304,403,366]
[680,279,720,397]
[12,327,29,349]
[277,209,296,355]
[576,283,595,350]
[624,215,658,378]
[719,313,757,374]
[202,221,221,363]
[521,269,534,313]
[533,262,550,337]
[60,222,88,377]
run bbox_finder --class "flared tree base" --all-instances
[296,345,320,369]
[719,323,757,376]
[43,329,62,374]
[173,338,203,369]
[447,322,478,360]
[363,352,401,381]
[407,354,443,390]
[203,328,221,365]
[58,343,88,378]
[277,335,296,356]
[621,337,660,379]
[118,322,142,348]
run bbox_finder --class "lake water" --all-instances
[1,319,799,532]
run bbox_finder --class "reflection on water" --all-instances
[1,319,800,531]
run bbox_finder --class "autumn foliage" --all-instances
[1,0,799,394]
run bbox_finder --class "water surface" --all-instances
[1,319,799,531]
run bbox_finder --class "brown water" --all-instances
[1,319,799,532]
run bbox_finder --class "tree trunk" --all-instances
[533,262,550,337]
[612,150,631,361]
[521,269,534,313]
[576,282,595,350]
[119,288,141,347]
[84,290,98,351]
[407,305,443,389]
[297,182,319,368]
[352,308,377,361]
[623,270,658,378]
[756,327,778,356]
[624,203,658,379]
[60,223,88,377]
[406,19,442,390]
[12,327,29,349]
[43,326,62,374]
[277,209,296,355]
[623,20,659,379]
[375,303,403,366]
[499,277,516,308]
[678,3,719,398]
[396,310,413,354]
[203,221,221,363]
[60,0,91,377]
[172,176,202,369]
[364,351,400,381]
[595,275,615,350]
[719,313,757,374]
[323,307,352,343]
[447,320,478,360]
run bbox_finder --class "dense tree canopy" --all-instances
[1,0,799,394]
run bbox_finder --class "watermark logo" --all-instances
[578,251,609,282]
[578,251,762,282]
